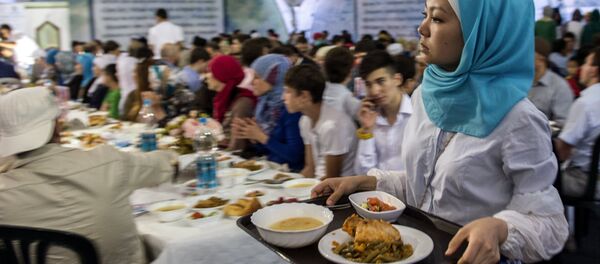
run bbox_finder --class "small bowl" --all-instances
[217,168,250,188]
[282,178,321,197]
[349,191,406,222]
[184,210,223,227]
[251,203,333,248]
[148,200,189,222]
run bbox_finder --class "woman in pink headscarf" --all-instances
[206,55,256,149]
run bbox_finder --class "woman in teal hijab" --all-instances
[312,0,568,263]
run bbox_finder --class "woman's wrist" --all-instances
[357,176,377,191]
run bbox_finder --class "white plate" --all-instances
[259,173,304,188]
[318,225,434,264]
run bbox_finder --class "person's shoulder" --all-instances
[499,98,549,134]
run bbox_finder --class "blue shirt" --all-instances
[177,66,202,92]
[255,106,304,172]
[77,53,95,87]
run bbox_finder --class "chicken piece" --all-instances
[355,219,401,243]
[342,214,363,237]
[342,214,401,243]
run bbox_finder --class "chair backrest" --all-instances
[583,133,600,201]
[0,225,99,264]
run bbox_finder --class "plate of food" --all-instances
[189,195,230,212]
[231,160,267,175]
[318,214,433,264]
[259,173,303,188]
[76,133,106,149]
[223,197,262,218]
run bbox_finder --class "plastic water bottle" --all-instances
[194,117,218,189]
[138,99,157,152]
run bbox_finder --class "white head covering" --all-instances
[386,43,404,56]
[0,87,59,157]
[448,0,461,23]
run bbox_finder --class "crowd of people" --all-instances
[1,1,600,263]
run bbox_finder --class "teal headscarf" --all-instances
[421,0,535,138]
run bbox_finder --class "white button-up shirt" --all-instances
[148,21,184,59]
[355,94,412,174]
[299,104,357,177]
[323,82,361,121]
[559,83,600,172]
[528,70,573,126]
[371,88,568,262]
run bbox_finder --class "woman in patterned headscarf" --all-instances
[232,54,304,171]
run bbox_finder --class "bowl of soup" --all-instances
[282,178,321,198]
[251,203,333,248]
[148,200,189,222]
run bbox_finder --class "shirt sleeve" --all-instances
[118,149,178,189]
[558,100,588,146]
[551,77,574,126]
[147,28,156,46]
[321,114,356,156]
[369,168,407,202]
[299,116,310,145]
[345,94,361,120]
[496,106,568,262]
[355,137,378,175]
[176,26,185,42]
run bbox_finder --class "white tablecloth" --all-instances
[131,168,304,264]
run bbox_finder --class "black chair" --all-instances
[560,134,600,246]
[0,225,99,264]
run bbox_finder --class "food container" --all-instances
[348,191,406,222]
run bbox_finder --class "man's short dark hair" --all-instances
[190,47,210,64]
[104,64,118,82]
[103,40,120,53]
[324,47,354,83]
[284,64,326,103]
[592,47,600,77]
[241,37,272,66]
[206,41,220,52]
[270,45,295,56]
[192,36,207,48]
[355,39,377,53]
[359,50,414,85]
[296,36,308,44]
[0,24,11,31]
[156,9,168,19]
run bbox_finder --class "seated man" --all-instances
[283,64,357,179]
[529,37,574,126]
[355,51,413,174]
[556,47,600,199]
[0,87,177,263]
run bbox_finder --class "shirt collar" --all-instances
[536,70,553,87]
[376,94,413,126]
[12,144,74,169]
[581,83,600,97]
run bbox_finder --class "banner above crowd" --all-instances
[356,0,425,41]
[92,0,224,47]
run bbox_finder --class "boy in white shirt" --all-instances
[355,51,414,174]
[322,47,361,121]
[283,64,357,179]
